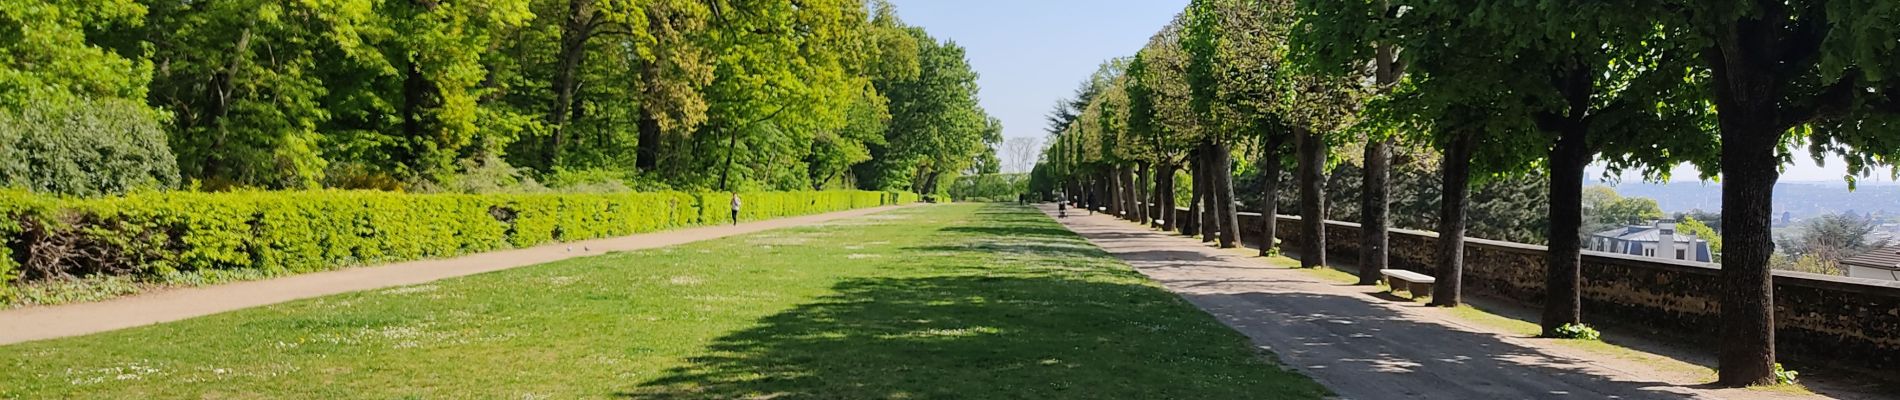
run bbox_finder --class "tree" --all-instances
[1290,0,1406,284]
[0,96,180,196]
[859,27,997,194]
[1001,137,1042,174]
[1677,216,1723,255]
[1778,213,1884,275]
[1668,0,1900,384]
[1370,0,1713,320]
[1184,0,1299,252]
[0,0,153,109]
[1128,22,1196,233]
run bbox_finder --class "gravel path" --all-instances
[1041,204,1832,400]
[0,205,905,345]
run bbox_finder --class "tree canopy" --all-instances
[3,0,997,196]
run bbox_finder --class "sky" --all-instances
[886,0,1189,173]
[887,0,1880,183]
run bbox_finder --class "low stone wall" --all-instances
[1173,208,1900,372]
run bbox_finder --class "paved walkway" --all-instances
[0,205,906,345]
[1040,205,1833,400]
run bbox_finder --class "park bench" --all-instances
[1379,269,1435,300]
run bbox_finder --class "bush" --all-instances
[1773,363,1799,385]
[0,96,180,197]
[0,189,918,303]
[1548,323,1602,341]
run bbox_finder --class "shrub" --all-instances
[0,189,917,304]
[1773,363,1799,385]
[0,96,180,197]
[1548,323,1601,341]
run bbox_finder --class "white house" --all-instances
[1588,221,1714,263]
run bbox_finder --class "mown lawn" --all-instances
[0,204,1327,399]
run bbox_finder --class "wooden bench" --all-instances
[1379,269,1436,300]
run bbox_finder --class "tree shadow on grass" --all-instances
[619,275,1331,399]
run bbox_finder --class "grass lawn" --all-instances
[0,204,1327,399]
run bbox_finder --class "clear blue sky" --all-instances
[888,0,1189,170]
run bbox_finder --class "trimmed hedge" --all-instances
[0,189,915,301]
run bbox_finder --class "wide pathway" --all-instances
[0,205,905,345]
[1041,205,1830,400]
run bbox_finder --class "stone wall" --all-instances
[1174,208,1900,372]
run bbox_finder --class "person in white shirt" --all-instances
[730,193,742,225]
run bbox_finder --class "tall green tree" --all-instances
[1289,0,1403,284]
[0,0,152,108]
[1672,0,1900,384]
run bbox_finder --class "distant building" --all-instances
[1842,246,1900,281]
[1589,221,1714,263]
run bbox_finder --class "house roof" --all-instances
[1590,225,1702,243]
[1841,246,1900,271]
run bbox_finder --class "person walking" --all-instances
[730,193,742,226]
[1057,194,1068,218]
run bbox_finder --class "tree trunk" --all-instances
[1296,127,1327,268]
[1114,165,1129,218]
[1158,164,1176,231]
[635,111,662,171]
[1717,115,1782,387]
[1359,138,1393,284]
[1199,144,1219,242]
[1117,164,1132,221]
[400,62,435,173]
[549,0,597,170]
[1431,132,1474,307]
[1259,136,1285,256]
[1138,162,1154,227]
[1541,123,1590,333]
[1213,142,1240,248]
[1185,150,1203,236]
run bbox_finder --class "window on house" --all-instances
[1677,249,1686,260]
[1645,248,1655,257]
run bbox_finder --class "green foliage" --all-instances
[0,189,911,304]
[1580,186,1666,236]
[1677,217,1722,254]
[1,0,990,194]
[0,96,180,197]
[1773,363,1799,385]
[0,0,153,108]
[858,27,999,193]
[1244,157,1551,244]
[1548,323,1602,341]
[948,173,1028,202]
[1775,212,1884,276]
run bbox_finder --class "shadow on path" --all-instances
[1046,206,1731,400]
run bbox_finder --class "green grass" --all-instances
[0,204,1328,399]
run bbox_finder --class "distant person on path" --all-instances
[1058,194,1068,217]
[730,193,742,225]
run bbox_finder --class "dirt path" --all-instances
[0,205,906,345]
[1041,205,1836,400]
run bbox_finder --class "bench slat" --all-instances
[1379,269,1436,283]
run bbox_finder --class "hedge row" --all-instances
[0,190,916,300]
